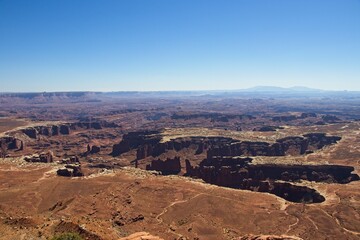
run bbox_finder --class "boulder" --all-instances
[57,164,83,177]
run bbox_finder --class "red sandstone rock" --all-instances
[22,128,37,139]
[146,157,181,175]
[0,136,23,150]
[57,164,83,177]
[90,145,101,154]
[24,152,53,163]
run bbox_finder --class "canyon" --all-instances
[0,91,359,240]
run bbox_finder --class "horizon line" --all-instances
[0,86,358,94]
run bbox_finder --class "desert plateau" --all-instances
[0,91,359,240]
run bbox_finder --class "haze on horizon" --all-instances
[1,0,359,92]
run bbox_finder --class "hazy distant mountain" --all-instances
[242,86,323,92]
[288,86,323,92]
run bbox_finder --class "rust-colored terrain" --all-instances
[0,91,359,240]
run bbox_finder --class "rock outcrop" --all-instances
[171,112,255,122]
[24,152,53,163]
[207,133,341,158]
[60,155,80,164]
[16,121,117,140]
[59,124,70,135]
[272,115,297,122]
[246,164,359,184]
[299,112,317,119]
[146,157,181,175]
[115,132,341,161]
[303,133,341,150]
[85,145,101,154]
[135,136,236,160]
[112,131,162,156]
[111,131,351,202]
[0,136,23,150]
[188,157,358,184]
[185,156,359,203]
[113,214,145,226]
[57,164,83,177]
[22,128,37,139]
[272,113,318,122]
[51,125,60,136]
[322,114,341,123]
[70,120,119,130]
[253,126,284,132]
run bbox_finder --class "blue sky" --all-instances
[0,0,359,92]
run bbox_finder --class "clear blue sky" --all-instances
[1,0,359,92]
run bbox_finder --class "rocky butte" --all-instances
[109,130,359,204]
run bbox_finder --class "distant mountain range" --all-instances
[0,86,356,98]
[240,86,324,92]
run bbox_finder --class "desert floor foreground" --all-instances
[0,167,359,240]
